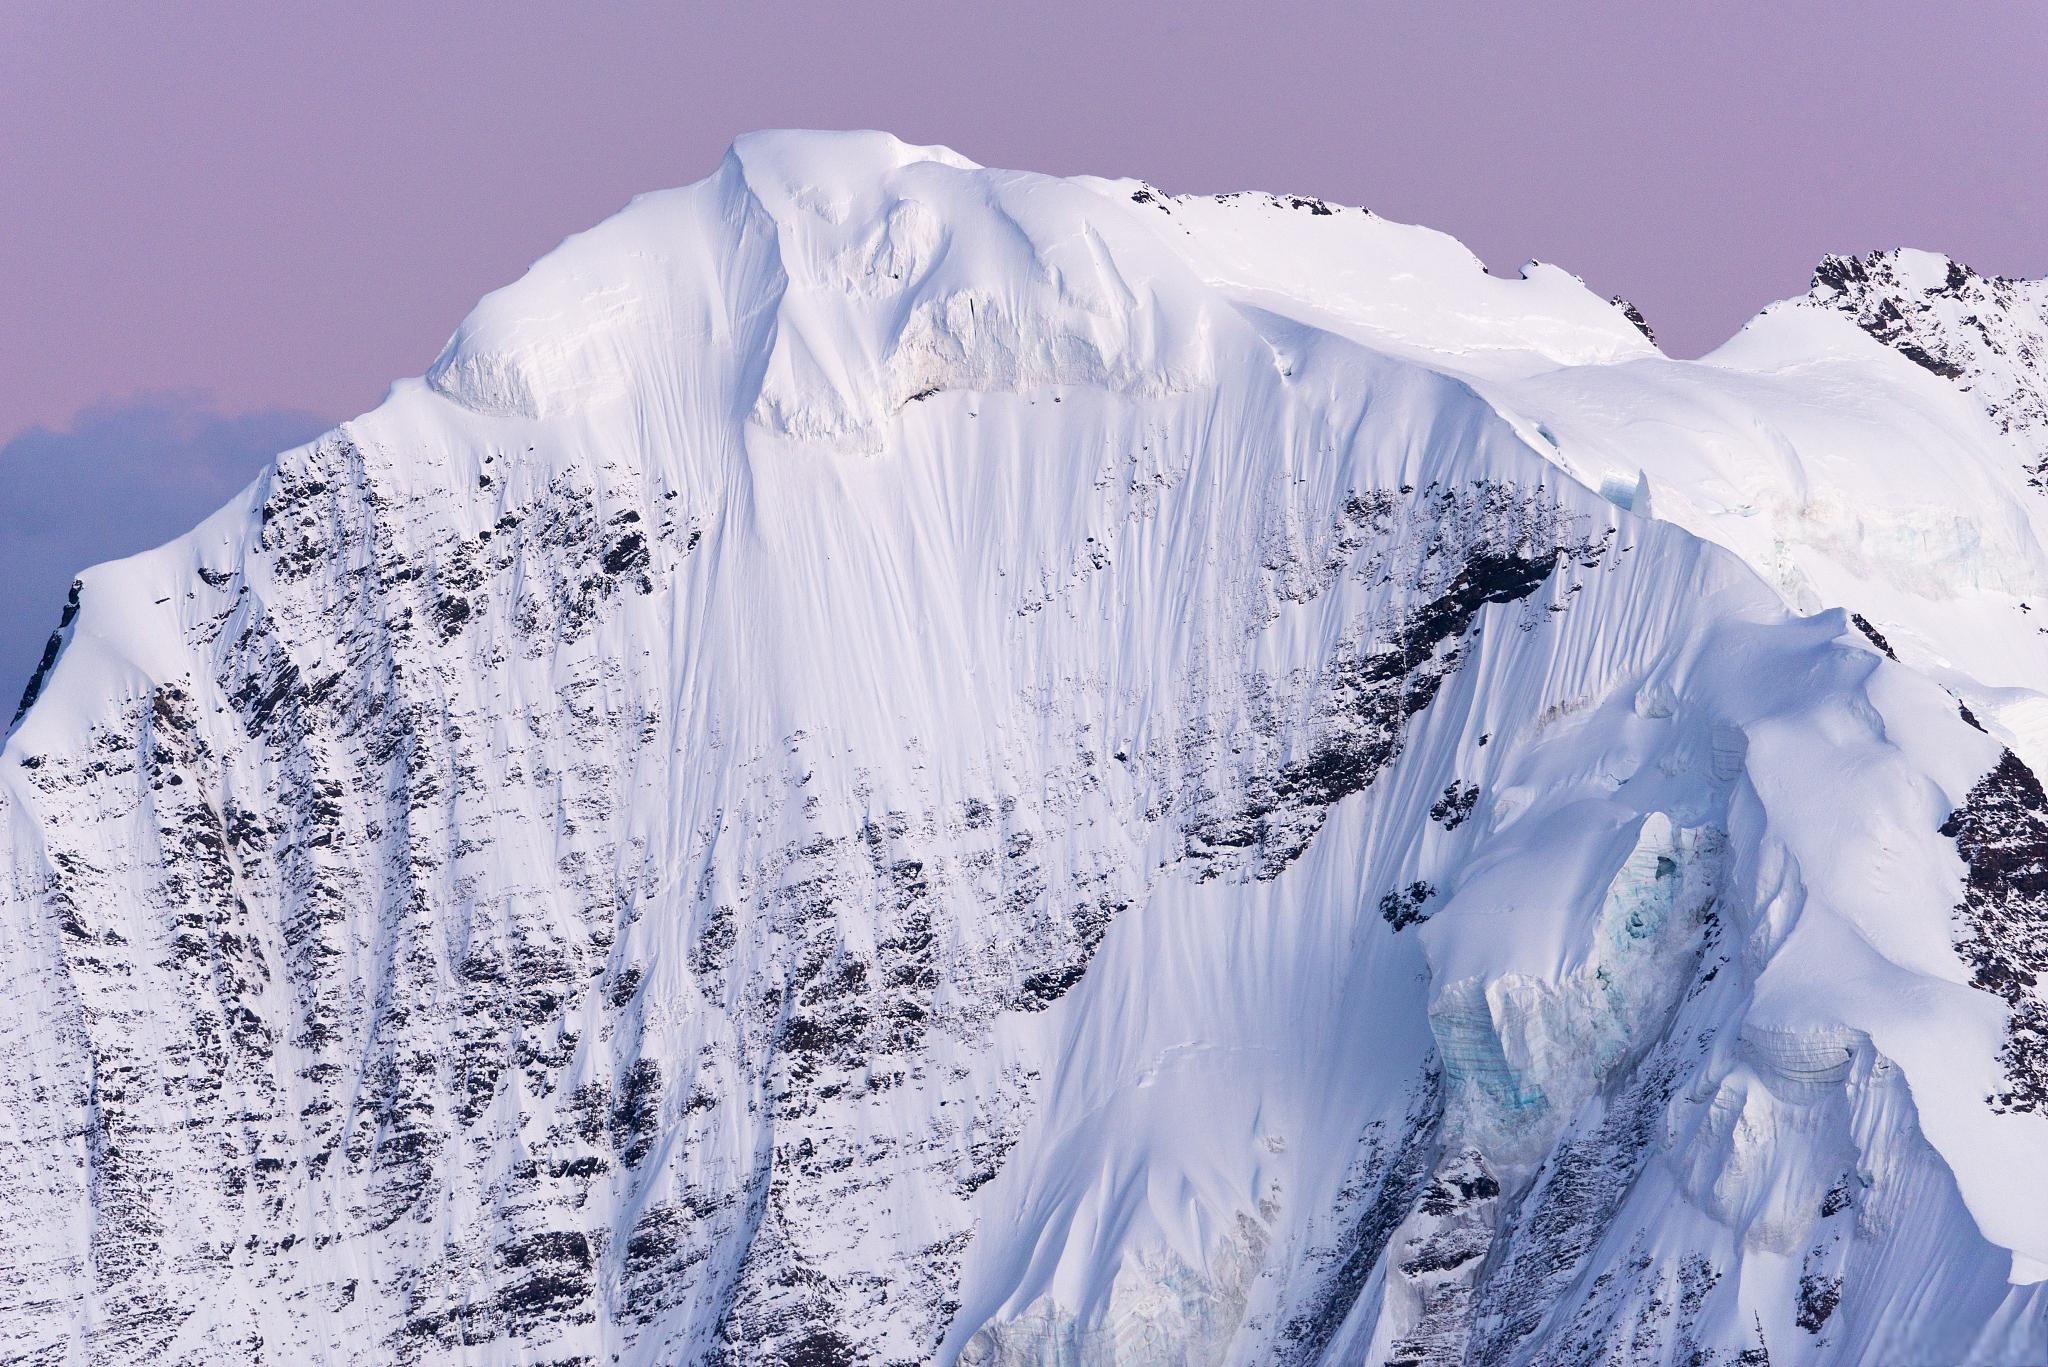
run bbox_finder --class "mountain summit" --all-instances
[5,130,2048,1365]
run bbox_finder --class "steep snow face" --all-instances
[4,131,2048,1367]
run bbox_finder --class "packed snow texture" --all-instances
[5,130,2048,1365]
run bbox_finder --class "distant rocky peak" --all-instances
[1805,247,2048,482]
[1810,246,1974,301]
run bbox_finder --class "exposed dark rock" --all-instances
[11,578,81,728]
[1850,612,1897,661]
[1380,881,1438,931]
[1612,295,1658,345]
[1429,781,1479,831]
[1938,749,2048,1111]
[1796,1271,1843,1334]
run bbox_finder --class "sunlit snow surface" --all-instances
[5,131,2048,1365]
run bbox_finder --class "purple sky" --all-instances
[2,1,2046,695]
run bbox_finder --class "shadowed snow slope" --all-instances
[4,130,2048,1366]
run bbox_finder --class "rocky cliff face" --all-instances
[4,131,2047,1366]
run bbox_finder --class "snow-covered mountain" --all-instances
[4,130,2047,1365]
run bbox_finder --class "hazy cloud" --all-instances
[1,393,329,708]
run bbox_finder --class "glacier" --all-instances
[3,129,2048,1365]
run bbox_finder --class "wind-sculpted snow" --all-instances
[4,130,2048,1366]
